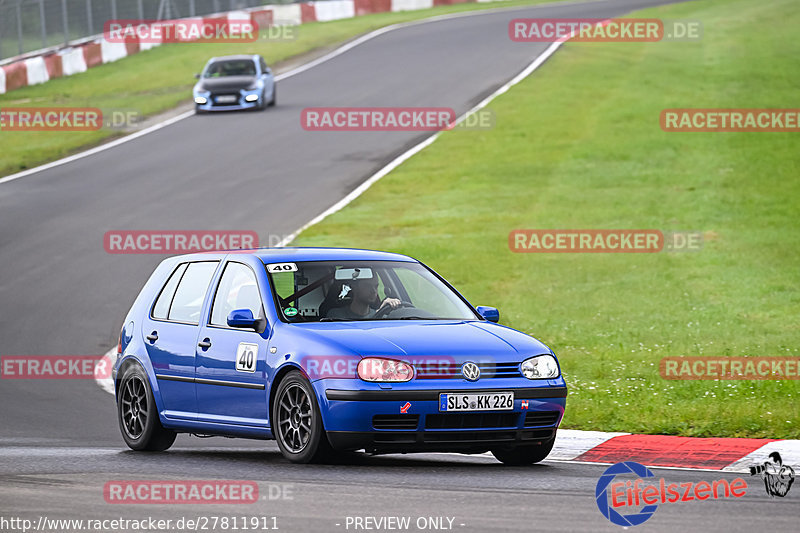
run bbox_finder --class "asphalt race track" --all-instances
[2,0,796,531]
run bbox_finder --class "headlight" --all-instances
[244,94,259,102]
[520,355,560,379]
[357,358,414,382]
[194,96,208,105]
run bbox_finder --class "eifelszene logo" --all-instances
[596,461,748,526]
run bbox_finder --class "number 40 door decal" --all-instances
[236,343,259,373]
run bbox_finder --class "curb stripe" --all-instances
[575,434,777,470]
[723,440,800,473]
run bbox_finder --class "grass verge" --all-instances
[293,0,800,438]
[0,0,565,178]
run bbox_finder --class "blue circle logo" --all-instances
[595,462,658,526]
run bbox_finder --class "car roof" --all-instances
[170,247,417,264]
[253,247,416,263]
[208,54,258,62]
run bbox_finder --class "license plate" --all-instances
[439,392,514,412]
[216,95,238,103]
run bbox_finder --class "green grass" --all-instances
[0,0,564,178]
[293,0,800,438]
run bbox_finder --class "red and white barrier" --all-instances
[24,56,49,86]
[392,0,434,11]
[272,4,304,26]
[0,0,513,96]
[1,62,27,93]
[101,40,129,64]
[60,47,88,76]
[313,0,356,22]
[44,53,63,79]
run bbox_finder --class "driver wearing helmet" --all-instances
[327,277,401,320]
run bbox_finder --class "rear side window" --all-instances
[167,262,219,324]
[152,263,188,320]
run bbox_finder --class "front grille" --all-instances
[370,428,554,446]
[372,414,419,430]
[524,411,560,427]
[415,361,521,379]
[425,412,519,430]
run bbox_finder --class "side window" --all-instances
[168,262,219,324]
[260,58,268,73]
[210,263,263,326]
[152,263,188,320]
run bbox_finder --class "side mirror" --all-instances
[194,73,201,79]
[227,308,258,329]
[476,306,499,323]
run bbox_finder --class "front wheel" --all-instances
[272,371,333,463]
[268,85,276,107]
[117,364,176,451]
[491,437,554,465]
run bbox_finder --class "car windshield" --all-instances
[266,260,478,322]
[204,59,256,78]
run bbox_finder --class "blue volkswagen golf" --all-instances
[113,248,567,464]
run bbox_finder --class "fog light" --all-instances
[194,96,208,105]
[521,355,560,379]
[245,94,259,103]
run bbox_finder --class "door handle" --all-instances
[198,338,212,349]
[146,332,158,342]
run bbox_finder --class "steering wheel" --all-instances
[373,301,414,319]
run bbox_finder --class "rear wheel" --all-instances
[272,371,334,463]
[491,437,554,465]
[117,364,176,451]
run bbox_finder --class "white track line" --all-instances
[277,37,566,246]
[0,0,596,187]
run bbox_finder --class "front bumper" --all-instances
[195,92,260,112]
[315,381,567,453]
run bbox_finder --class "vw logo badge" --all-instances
[461,362,481,382]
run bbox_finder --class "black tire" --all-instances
[256,89,267,111]
[195,106,206,115]
[491,437,554,465]
[272,371,334,463]
[268,85,276,107]
[117,364,176,452]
